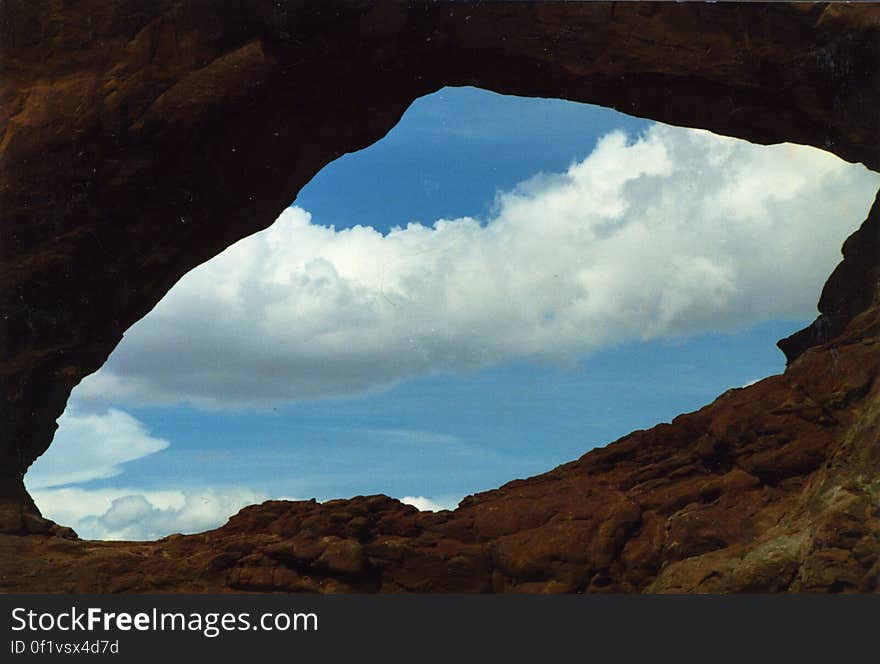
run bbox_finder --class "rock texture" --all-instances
[1,2,879,592]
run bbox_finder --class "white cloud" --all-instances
[24,407,272,540]
[71,124,880,409]
[31,486,269,540]
[26,407,169,489]
[399,495,460,512]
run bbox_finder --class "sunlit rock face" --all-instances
[0,2,879,592]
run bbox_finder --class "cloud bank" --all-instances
[73,124,880,409]
[31,486,269,540]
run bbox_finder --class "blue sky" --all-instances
[79,323,791,498]
[294,87,649,230]
[27,87,880,539]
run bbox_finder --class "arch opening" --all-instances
[24,87,880,541]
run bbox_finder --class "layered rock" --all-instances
[0,2,879,592]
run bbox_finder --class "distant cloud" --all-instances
[27,408,169,489]
[23,407,280,540]
[31,486,269,540]
[72,124,880,409]
[400,495,460,512]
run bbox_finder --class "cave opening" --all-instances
[23,87,880,541]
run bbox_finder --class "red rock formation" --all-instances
[0,2,878,592]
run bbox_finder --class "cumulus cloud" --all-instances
[72,124,880,409]
[30,486,269,540]
[26,407,169,489]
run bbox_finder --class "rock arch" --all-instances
[1,2,879,591]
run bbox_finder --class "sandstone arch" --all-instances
[1,2,879,592]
